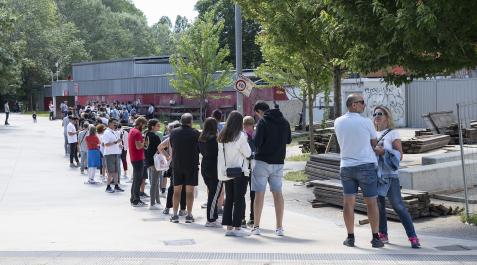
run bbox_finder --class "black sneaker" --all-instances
[371,238,384,248]
[185,215,195,223]
[343,237,355,247]
[170,215,179,223]
[114,185,124,192]
[105,185,115,193]
[132,201,145,207]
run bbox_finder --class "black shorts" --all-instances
[142,162,149,180]
[173,167,199,186]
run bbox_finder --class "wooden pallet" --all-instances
[305,153,341,181]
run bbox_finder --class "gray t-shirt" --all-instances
[78,130,89,152]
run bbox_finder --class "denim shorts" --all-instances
[252,160,284,192]
[340,163,378,198]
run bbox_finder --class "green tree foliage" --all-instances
[152,16,174,56]
[170,14,233,126]
[195,0,263,69]
[326,0,477,85]
[6,0,88,104]
[236,0,352,118]
[174,15,190,33]
[245,0,332,153]
[56,0,159,60]
[0,1,21,95]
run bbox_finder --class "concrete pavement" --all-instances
[0,114,476,264]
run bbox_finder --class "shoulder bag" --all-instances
[223,143,244,179]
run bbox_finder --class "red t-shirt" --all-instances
[86,135,100,150]
[128,128,144,161]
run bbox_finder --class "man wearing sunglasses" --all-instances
[334,94,384,248]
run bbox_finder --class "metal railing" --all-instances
[456,101,477,221]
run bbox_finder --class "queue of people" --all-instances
[59,97,420,248]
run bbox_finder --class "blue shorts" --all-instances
[252,160,284,192]
[340,163,378,198]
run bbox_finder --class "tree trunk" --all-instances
[301,93,306,130]
[307,80,315,154]
[333,66,342,119]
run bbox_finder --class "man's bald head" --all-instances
[346,94,363,108]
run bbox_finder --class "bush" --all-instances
[460,213,477,225]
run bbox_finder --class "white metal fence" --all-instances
[457,101,477,219]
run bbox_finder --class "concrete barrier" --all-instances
[421,151,477,165]
[399,159,477,192]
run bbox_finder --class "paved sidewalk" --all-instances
[0,114,476,264]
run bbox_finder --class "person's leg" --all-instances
[69,143,75,164]
[121,150,128,175]
[185,185,194,215]
[5,112,8,124]
[387,178,417,238]
[116,155,121,184]
[250,180,255,222]
[222,180,234,228]
[131,161,143,204]
[88,167,96,181]
[251,161,269,228]
[269,164,284,229]
[340,166,358,236]
[357,164,380,235]
[149,167,159,206]
[172,185,183,215]
[80,151,87,172]
[206,178,221,222]
[180,185,186,210]
[73,143,79,164]
[377,196,388,234]
[232,176,248,228]
[166,177,174,209]
[64,134,68,155]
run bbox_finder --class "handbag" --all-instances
[223,143,244,179]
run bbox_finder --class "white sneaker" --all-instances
[205,221,222,228]
[276,227,285,236]
[225,230,235,236]
[251,227,261,235]
[233,229,251,237]
[149,204,162,210]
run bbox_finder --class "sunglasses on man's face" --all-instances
[354,100,365,105]
[373,112,385,117]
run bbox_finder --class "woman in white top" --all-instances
[373,105,420,248]
[217,111,252,237]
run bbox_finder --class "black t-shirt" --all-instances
[144,131,161,167]
[169,125,200,171]
[198,135,218,179]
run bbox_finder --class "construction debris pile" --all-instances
[305,153,340,181]
[422,111,477,145]
[401,134,451,154]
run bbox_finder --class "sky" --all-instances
[131,0,199,26]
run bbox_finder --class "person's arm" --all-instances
[158,138,171,159]
[239,133,252,159]
[392,139,404,160]
[286,121,292,144]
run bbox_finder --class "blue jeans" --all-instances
[340,163,378,198]
[378,177,417,237]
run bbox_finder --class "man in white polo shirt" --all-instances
[102,118,125,193]
[334,94,383,248]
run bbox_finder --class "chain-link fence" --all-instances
[456,101,477,220]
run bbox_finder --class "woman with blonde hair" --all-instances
[373,105,420,248]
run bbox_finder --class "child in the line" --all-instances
[32,112,37,123]
[242,116,256,227]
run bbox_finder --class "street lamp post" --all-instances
[235,4,243,114]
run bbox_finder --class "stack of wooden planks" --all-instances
[299,128,340,154]
[401,134,451,154]
[305,153,341,181]
[309,180,431,221]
